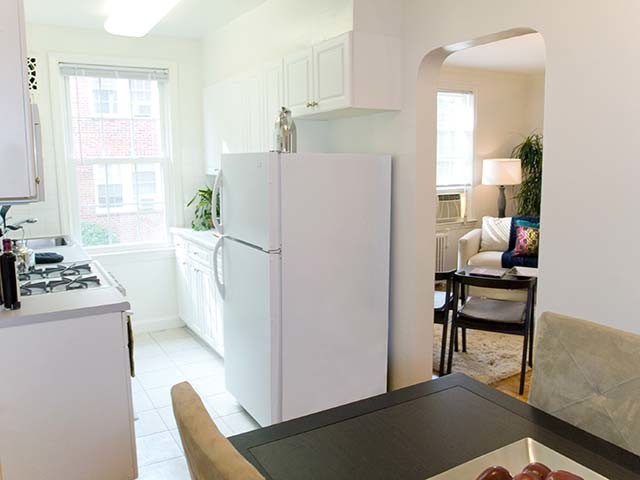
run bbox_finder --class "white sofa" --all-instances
[457,219,528,301]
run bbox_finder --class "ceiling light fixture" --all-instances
[104,0,182,38]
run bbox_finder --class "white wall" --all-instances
[11,24,207,331]
[438,66,545,219]
[314,0,640,390]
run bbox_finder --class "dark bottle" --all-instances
[1,238,20,310]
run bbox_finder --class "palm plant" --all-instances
[187,185,220,231]
[512,133,543,216]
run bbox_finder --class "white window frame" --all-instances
[48,53,184,254]
[436,87,478,191]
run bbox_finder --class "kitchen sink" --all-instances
[24,237,72,249]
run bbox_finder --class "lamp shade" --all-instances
[482,159,522,186]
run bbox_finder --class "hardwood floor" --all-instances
[490,370,532,402]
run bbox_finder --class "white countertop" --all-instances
[0,238,129,329]
[35,242,92,264]
[170,227,220,249]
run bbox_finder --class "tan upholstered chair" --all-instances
[171,382,265,480]
[529,312,640,455]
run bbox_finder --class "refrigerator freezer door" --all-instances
[220,152,281,252]
[222,238,282,426]
[280,153,391,421]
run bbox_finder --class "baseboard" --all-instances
[132,315,185,334]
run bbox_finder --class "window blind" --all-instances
[59,63,169,81]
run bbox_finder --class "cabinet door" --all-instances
[219,78,246,154]
[203,84,223,174]
[199,267,223,355]
[176,255,194,329]
[0,0,40,203]
[283,49,313,117]
[188,264,204,336]
[241,72,263,153]
[262,61,284,151]
[313,32,351,114]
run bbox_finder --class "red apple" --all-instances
[476,466,513,480]
[513,473,539,480]
[522,462,551,479]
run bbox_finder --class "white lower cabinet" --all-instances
[174,233,224,356]
[0,312,137,479]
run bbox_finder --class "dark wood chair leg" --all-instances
[462,328,467,353]
[519,333,529,395]
[447,322,456,375]
[439,320,448,377]
[528,316,534,367]
[454,327,459,352]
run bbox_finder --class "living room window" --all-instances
[436,90,475,188]
[60,63,171,248]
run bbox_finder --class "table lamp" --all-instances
[482,159,522,218]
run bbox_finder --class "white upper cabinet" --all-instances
[312,33,351,115]
[262,60,285,150]
[204,84,223,175]
[0,0,44,204]
[283,49,314,117]
[285,31,402,119]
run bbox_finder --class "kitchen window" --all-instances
[92,78,118,115]
[60,63,171,248]
[437,90,475,188]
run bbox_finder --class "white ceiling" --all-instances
[24,0,267,38]
[444,33,546,74]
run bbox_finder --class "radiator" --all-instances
[435,232,448,272]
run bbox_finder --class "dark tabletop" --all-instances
[230,374,640,479]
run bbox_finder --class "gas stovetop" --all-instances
[19,263,102,296]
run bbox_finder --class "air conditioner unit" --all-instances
[436,192,466,223]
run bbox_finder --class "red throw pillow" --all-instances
[513,225,540,256]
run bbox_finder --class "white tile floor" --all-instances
[132,327,260,479]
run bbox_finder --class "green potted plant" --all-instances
[512,133,543,216]
[187,185,221,231]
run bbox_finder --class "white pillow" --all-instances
[479,216,511,252]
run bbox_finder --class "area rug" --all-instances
[433,324,530,384]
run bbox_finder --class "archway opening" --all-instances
[418,28,547,399]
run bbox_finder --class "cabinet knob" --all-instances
[35,176,41,185]
[311,101,319,107]
[306,102,313,108]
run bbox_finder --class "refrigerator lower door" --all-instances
[220,152,281,251]
[222,238,282,426]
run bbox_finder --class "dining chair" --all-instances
[434,270,458,376]
[447,273,536,394]
[529,312,640,456]
[171,382,265,480]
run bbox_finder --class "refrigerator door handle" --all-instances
[213,236,225,298]
[212,171,223,234]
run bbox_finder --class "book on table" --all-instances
[469,267,508,278]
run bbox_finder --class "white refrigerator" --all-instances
[212,152,391,426]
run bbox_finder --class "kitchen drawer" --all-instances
[173,236,188,257]
[189,243,214,267]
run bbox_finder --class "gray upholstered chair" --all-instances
[529,312,640,456]
[171,382,264,480]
